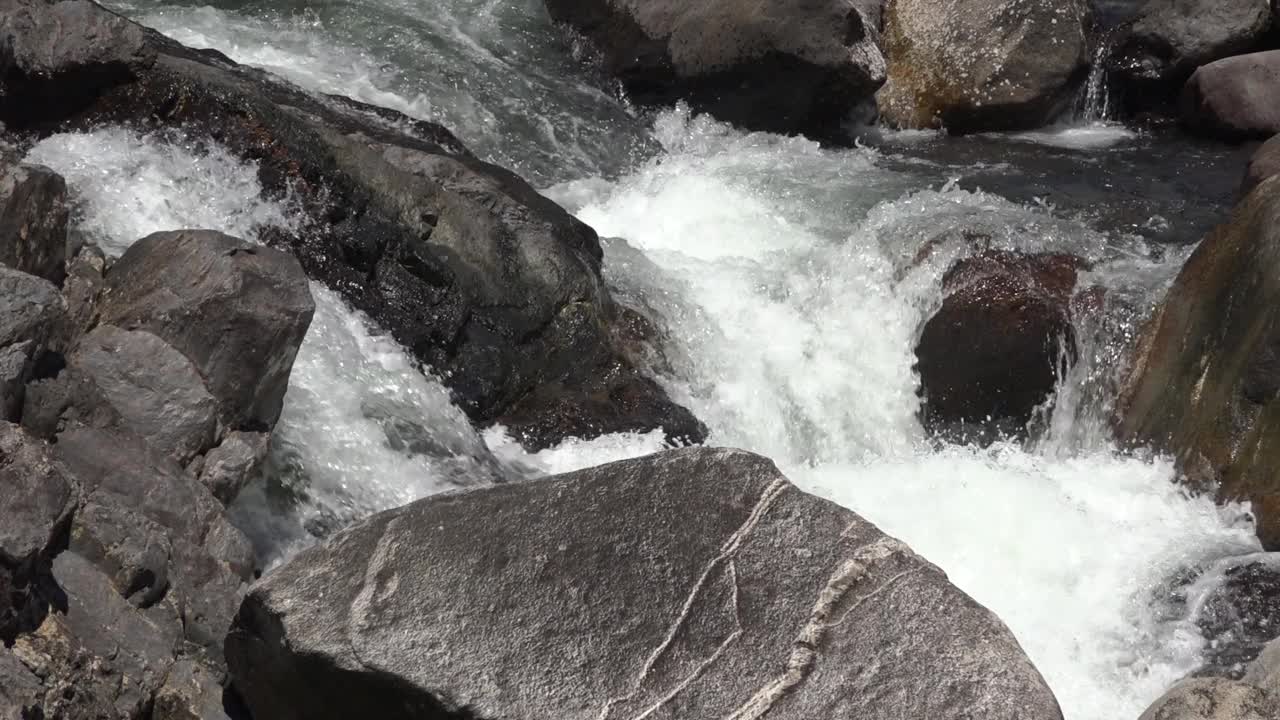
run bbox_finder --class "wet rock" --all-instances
[226,447,1063,720]
[1182,51,1280,141]
[62,324,219,464]
[1244,636,1280,693]
[542,0,885,140]
[199,431,270,505]
[1110,0,1272,115]
[1117,176,1280,550]
[0,163,68,285]
[915,250,1084,444]
[1196,560,1280,677]
[0,422,76,646]
[0,0,704,450]
[877,0,1091,133]
[1137,677,1280,720]
[99,230,314,433]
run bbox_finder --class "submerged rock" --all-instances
[541,0,885,140]
[1182,51,1280,141]
[877,0,1091,132]
[1109,0,1272,115]
[0,163,68,285]
[915,250,1084,444]
[1117,176,1280,550]
[1195,560,1280,678]
[226,447,1063,720]
[0,0,705,450]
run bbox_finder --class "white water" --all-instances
[34,4,1273,718]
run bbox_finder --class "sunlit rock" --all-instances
[1182,51,1280,141]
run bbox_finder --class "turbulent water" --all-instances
[22,0,1279,717]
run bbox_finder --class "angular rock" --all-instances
[877,0,1091,132]
[0,339,31,421]
[0,264,63,349]
[0,163,68,285]
[542,0,886,140]
[0,647,42,719]
[154,659,232,720]
[1117,176,1280,549]
[1182,51,1280,141]
[62,243,106,338]
[0,0,704,450]
[1110,0,1272,114]
[71,500,173,609]
[61,324,219,464]
[915,250,1084,443]
[0,422,75,645]
[1137,677,1280,720]
[226,447,1063,720]
[199,431,271,505]
[99,230,314,432]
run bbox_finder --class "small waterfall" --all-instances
[1079,27,1121,122]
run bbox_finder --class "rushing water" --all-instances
[24,0,1279,717]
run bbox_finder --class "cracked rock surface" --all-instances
[227,446,1063,720]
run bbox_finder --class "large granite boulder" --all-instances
[877,0,1091,132]
[1182,51,1280,141]
[541,0,886,140]
[915,250,1084,443]
[226,447,1063,720]
[1109,0,1272,114]
[1116,176,1280,549]
[0,163,68,285]
[0,0,705,450]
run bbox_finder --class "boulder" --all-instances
[0,422,76,645]
[1182,51,1280,141]
[1195,560,1280,677]
[541,0,885,140]
[1117,176,1280,550]
[0,647,42,719]
[0,0,705,451]
[153,659,232,720]
[198,431,271,505]
[1243,135,1280,196]
[98,230,314,433]
[877,0,1091,132]
[915,250,1084,443]
[1244,636,1280,694]
[226,447,1063,720]
[0,163,68,285]
[0,265,64,421]
[1137,677,1280,720]
[1109,0,1272,114]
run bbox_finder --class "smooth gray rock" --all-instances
[0,264,63,348]
[0,647,41,720]
[1137,677,1280,720]
[1244,135,1280,196]
[227,447,1063,720]
[199,430,270,505]
[99,230,314,432]
[1110,0,1272,112]
[1182,51,1280,141]
[542,0,885,139]
[0,422,76,645]
[67,324,219,464]
[1244,636,1280,694]
[0,163,68,285]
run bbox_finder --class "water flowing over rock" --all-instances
[0,0,705,450]
[915,250,1084,443]
[1117,176,1280,550]
[1109,0,1272,115]
[226,447,1064,720]
[877,0,1091,132]
[0,163,68,285]
[1181,51,1280,141]
[542,0,886,140]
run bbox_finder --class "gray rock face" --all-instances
[1243,135,1280,196]
[1245,636,1280,693]
[199,431,270,504]
[0,163,68,285]
[1138,678,1280,720]
[0,264,62,349]
[153,659,232,720]
[542,0,885,140]
[877,0,1091,132]
[1182,51,1280,141]
[99,230,314,432]
[0,647,42,719]
[1110,0,1272,113]
[0,422,76,645]
[227,447,1062,720]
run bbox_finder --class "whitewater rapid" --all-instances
[25,2,1272,718]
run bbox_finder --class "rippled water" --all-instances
[27,0,1276,717]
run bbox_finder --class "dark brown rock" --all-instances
[0,163,68,285]
[542,0,885,140]
[1117,176,1280,549]
[1182,51,1280,141]
[915,250,1085,443]
[227,447,1063,720]
[877,0,1091,132]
